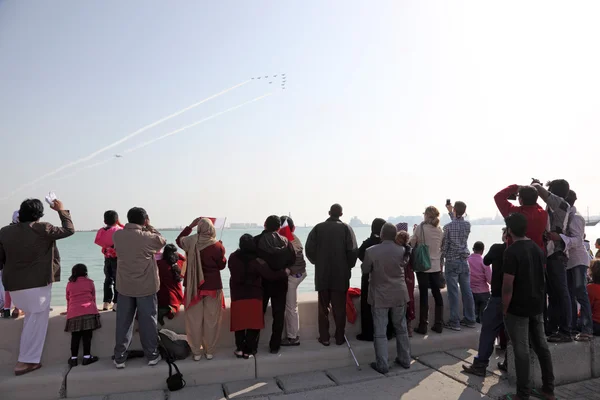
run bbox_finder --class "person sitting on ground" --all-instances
[254,215,295,354]
[94,210,123,311]
[279,216,307,347]
[533,179,572,343]
[463,228,509,377]
[441,201,476,330]
[587,260,600,336]
[395,230,414,337]
[357,217,393,342]
[468,241,491,324]
[0,198,74,376]
[361,223,411,374]
[502,213,555,400]
[306,204,358,347]
[177,217,227,361]
[65,264,101,367]
[156,244,185,326]
[410,206,445,335]
[228,234,290,359]
[113,207,166,369]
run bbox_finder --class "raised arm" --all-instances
[494,185,520,217]
[36,203,75,240]
[532,183,551,204]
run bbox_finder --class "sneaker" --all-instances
[370,362,389,375]
[205,354,214,360]
[547,332,573,343]
[460,319,477,329]
[148,355,161,366]
[82,356,99,366]
[281,337,301,346]
[114,360,126,369]
[462,364,486,377]
[443,322,461,331]
[68,357,78,367]
[193,355,202,361]
[394,358,410,369]
[234,350,244,358]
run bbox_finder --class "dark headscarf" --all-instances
[370,218,387,237]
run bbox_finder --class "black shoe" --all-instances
[414,325,428,335]
[394,358,410,369]
[335,339,345,346]
[498,361,507,372]
[547,332,573,343]
[431,324,443,334]
[281,337,300,346]
[82,356,98,366]
[68,358,78,367]
[370,362,389,374]
[269,348,280,354]
[356,333,373,342]
[462,364,486,377]
[318,338,330,347]
[2,309,10,319]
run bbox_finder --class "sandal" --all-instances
[14,363,42,376]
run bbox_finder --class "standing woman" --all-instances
[0,198,75,375]
[176,218,226,361]
[410,206,445,335]
[156,244,185,326]
[229,234,289,358]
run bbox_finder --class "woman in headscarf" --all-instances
[409,206,444,335]
[156,244,185,325]
[229,234,289,358]
[176,218,226,361]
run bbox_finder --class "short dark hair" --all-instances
[264,215,281,232]
[19,199,44,223]
[454,201,467,217]
[127,207,148,225]
[239,233,257,253]
[591,260,600,284]
[380,223,397,241]
[104,210,119,226]
[505,213,528,238]
[280,216,295,231]
[566,190,577,207]
[69,263,88,283]
[329,203,343,218]
[473,241,485,253]
[548,179,570,199]
[518,186,538,206]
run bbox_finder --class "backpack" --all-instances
[158,330,189,392]
[412,224,432,273]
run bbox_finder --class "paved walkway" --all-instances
[68,348,596,399]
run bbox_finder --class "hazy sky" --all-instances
[1,0,600,230]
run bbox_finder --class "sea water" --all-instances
[48,224,600,306]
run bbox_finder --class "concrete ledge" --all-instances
[0,364,68,400]
[507,341,593,386]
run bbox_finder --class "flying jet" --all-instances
[115,154,123,158]
[269,82,272,84]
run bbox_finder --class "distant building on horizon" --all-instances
[229,222,260,229]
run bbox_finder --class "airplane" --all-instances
[274,75,278,77]
[115,154,123,158]
[269,82,272,84]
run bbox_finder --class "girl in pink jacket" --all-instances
[65,264,101,367]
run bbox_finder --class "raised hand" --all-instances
[50,199,65,212]
[189,217,201,228]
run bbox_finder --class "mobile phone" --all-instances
[446,199,451,206]
[45,191,57,206]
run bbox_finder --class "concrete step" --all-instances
[0,363,68,400]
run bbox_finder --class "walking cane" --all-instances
[344,335,361,370]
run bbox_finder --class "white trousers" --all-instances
[285,272,306,339]
[10,284,52,364]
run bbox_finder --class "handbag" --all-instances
[412,223,432,273]
[166,359,186,392]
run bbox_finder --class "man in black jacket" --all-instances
[306,204,358,346]
[255,215,296,354]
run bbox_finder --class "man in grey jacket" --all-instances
[306,204,357,346]
[361,223,411,374]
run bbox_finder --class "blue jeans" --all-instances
[445,260,476,327]
[567,265,593,335]
[473,296,504,366]
[546,252,571,335]
[372,305,411,373]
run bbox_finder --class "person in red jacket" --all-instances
[494,184,548,250]
[156,244,185,326]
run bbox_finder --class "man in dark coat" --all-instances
[306,204,358,346]
[357,218,395,341]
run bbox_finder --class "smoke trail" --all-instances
[1,80,250,201]
[51,92,272,182]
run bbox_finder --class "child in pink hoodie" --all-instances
[94,210,123,311]
[65,264,101,367]
[468,241,491,323]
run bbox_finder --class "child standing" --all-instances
[94,210,123,311]
[65,264,101,367]
[468,241,491,323]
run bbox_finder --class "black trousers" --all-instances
[416,271,444,312]
[103,258,118,303]
[71,330,93,357]
[262,279,288,351]
[359,274,395,340]
[235,329,260,355]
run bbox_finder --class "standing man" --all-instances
[441,201,476,330]
[553,190,593,341]
[361,223,411,374]
[113,207,166,368]
[502,213,555,400]
[533,179,572,343]
[306,204,358,346]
